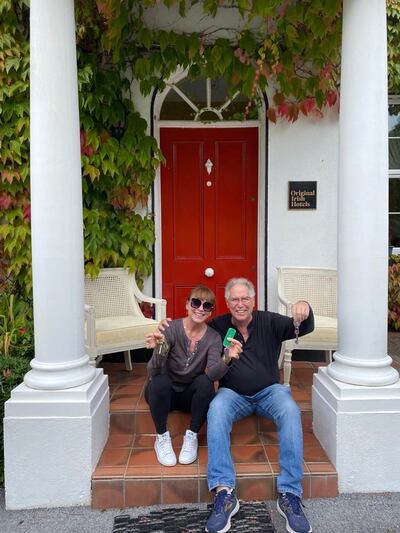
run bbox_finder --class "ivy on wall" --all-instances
[0,1,30,291]
[388,0,400,94]
[99,0,342,122]
[1,0,400,295]
[76,2,164,280]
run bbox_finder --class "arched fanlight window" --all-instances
[160,76,257,121]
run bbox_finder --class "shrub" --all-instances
[388,255,400,330]
[0,276,34,483]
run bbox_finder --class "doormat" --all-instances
[112,501,275,533]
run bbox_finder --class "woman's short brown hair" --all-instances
[188,285,216,305]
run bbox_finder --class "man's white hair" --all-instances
[225,278,255,300]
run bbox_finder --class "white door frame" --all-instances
[152,70,267,309]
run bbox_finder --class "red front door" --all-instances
[161,127,258,318]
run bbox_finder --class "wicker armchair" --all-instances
[277,266,337,385]
[84,268,166,370]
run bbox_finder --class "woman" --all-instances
[145,285,241,467]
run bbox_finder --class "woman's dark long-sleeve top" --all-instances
[147,319,229,385]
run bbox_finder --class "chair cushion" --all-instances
[95,315,158,346]
[299,315,337,345]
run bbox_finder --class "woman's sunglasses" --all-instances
[190,297,214,313]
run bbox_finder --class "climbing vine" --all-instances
[0,0,30,291]
[76,1,164,280]
[388,0,400,94]
[1,0,400,295]
[98,0,342,122]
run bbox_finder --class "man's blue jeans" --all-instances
[207,384,304,497]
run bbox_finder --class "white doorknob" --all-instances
[204,267,215,278]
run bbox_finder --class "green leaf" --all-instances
[83,164,100,182]
[239,31,257,55]
[120,242,129,255]
[5,55,21,73]
[136,26,151,49]
[188,33,200,59]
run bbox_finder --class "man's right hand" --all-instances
[158,318,172,333]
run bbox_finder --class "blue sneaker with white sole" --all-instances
[205,489,239,533]
[277,492,312,533]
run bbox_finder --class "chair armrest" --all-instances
[84,304,96,347]
[130,276,167,321]
[278,294,293,316]
[142,296,167,321]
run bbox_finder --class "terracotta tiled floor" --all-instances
[92,361,338,509]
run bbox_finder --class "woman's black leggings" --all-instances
[144,373,215,434]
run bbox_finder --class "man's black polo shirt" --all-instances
[208,309,314,395]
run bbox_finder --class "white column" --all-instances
[4,0,109,509]
[312,0,400,494]
[328,0,398,386]
[26,0,95,389]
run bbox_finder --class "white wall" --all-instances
[267,107,339,310]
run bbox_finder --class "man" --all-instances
[204,277,314,533]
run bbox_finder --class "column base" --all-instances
[328,351,399,386]
[313,367,400,492]
[24,355,97,390]
[4,369,109,509]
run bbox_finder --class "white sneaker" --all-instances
[154,431,176,466]
[178,429,198,464]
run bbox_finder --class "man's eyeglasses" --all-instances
[190,297,214,313]
[229,296,252,305]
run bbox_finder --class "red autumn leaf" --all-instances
[80,129,94,156]
[299,101,308,116]
[305,97,315,113]
[326,90,338,107]
[0,193,12,210]
[266,108,277,124]
[321,63,333,79]
[96,0,113,19]
[23,204,31,222]
[278,102,289,118]
[84,145,94,157]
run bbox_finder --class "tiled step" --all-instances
[92,362,338,509]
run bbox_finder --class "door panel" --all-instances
[215,140,248,258]
[161,128,258,318]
